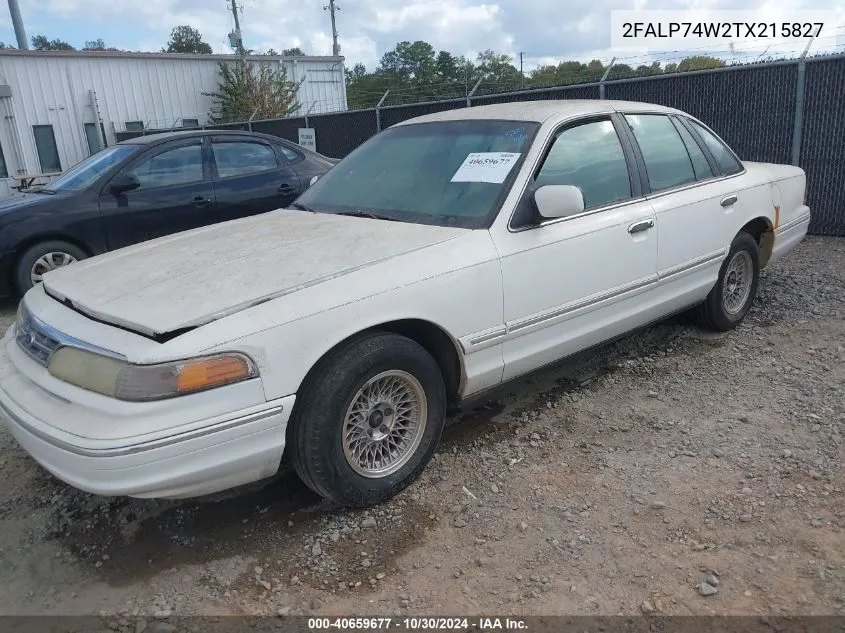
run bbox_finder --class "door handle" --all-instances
[628,219,655,234]
[721,195,738,207]
[192,196,211,207]
[278,184,297,194]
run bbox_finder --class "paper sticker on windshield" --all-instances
[451,153,521,184]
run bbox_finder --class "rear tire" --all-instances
[695,232,759,332]
[287,332,447,507]
[14,240,87,295]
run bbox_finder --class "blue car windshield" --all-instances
[294,120,539,229]
[45,145,137,192]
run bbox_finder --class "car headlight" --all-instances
[48,348,258,401]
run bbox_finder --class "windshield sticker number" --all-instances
[451,152,521,184]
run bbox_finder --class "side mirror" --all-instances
[534,184,585,220]
[110,173,141,194]
[309,175,320,187]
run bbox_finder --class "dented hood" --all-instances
[41,211,467,337]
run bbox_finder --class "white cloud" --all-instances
[20,0,845,67]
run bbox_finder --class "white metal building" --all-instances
[0,50,347,196]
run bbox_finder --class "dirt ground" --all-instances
[0,236,843,622]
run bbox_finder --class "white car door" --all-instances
[622,113,746,308]
[489,115,660,382]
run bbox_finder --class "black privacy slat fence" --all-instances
[115,54,845,236]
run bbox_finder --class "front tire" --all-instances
[14,240,87,295]
[287,332,447,507]
[695,232,760,332]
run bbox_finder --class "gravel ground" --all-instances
[0,236,843,623]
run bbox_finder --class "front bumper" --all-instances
[0,328,295,499]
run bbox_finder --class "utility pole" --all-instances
[7,0,28,49]
[324,0,341,57]
[227,0,244,55]
[519,52,524,89]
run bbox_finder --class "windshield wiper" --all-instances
[28,188,56,195]
[289,202,315,212]
[336,210,398,222]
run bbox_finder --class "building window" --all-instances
[125,121,144,132]
[0,141,8,178]
[33,125,62,173]
[84,122,102,156]
[182,118,200,128]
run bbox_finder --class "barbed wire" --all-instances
[123,31,845,129]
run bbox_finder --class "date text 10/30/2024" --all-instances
[307,617,529,631]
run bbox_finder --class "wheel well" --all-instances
[8,234,93,294]
[299,319,464,408]
[377,320,463,405]
[9,234,93,293]
[740,217,774,269]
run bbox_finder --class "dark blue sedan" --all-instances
[0,129,337,296]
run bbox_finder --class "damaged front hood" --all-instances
[41,211,467,338]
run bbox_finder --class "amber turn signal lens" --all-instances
[176,356,254,393]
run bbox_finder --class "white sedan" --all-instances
[0,100,810,507]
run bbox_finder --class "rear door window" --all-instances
[625,114,697,192]
[212,141,279,178]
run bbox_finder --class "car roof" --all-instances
[117,129,292,146]
[395,100,684,126]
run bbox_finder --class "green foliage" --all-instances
[82,38,120,52]
[677,55,725,71]
[346,43,525,108]
[529,59,606,86]
[31,35,75,51]
[165,25,212,54]
[474,49,521,90]
[204,59,301,123]
[282,47,305,56]
[344,38,736,110]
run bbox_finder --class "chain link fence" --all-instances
[115,55,845,236]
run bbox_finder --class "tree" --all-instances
[474,50,520,91]
[0,42,15,49]
[607,63,635,79]
[165,25,212,54]
[586,59,605,75]
[82,38,119,52]
[345,63,392,109]
[435,51,459,82]
[205,59,300,123]
[31,35,75,51]
[634,61,663,77]
[282,47,305,56]
[529,60,604,87]
[677,55,724,72]
[379,41,437,82]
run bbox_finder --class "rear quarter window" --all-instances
[688,120,744,176]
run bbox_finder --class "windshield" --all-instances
[44,145,138,192]
[294,119,539,228]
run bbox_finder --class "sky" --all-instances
[0,0,843,72]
